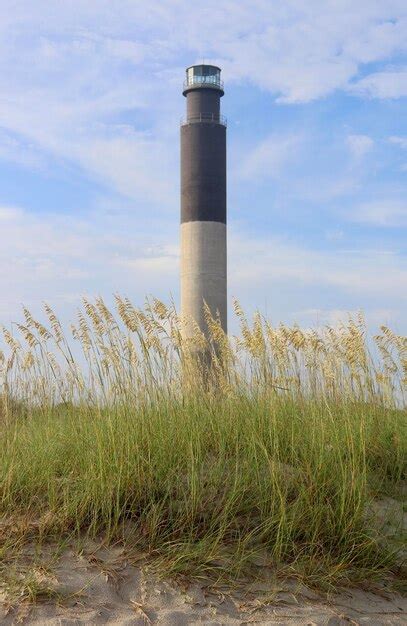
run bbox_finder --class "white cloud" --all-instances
[0,129,45,170]
[325,229,344,242]
[117,253,178,276]
[219,4,407,103]
[71,131,177,204]
[293,308,361,326]
[346,134,374,159]
[348,200,407,226]
[350,68,407,99]
[293,308,399,328]
[0,206,23,221]
[389,135,407,149]
[229,231,407,301]
[241,134,303,180]
[0,205,179,322]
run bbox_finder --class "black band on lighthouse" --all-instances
[181,122,226,224]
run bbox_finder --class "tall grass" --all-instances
[0,297,405,588]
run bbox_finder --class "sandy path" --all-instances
[0,544,405,625]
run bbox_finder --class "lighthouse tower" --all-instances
[180,65,227,340]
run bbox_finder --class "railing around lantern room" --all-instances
[180,112,227,126]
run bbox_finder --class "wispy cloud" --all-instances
[347,200,407,227]
[389,135,407,149]
[292,308,399,328]
[230,232,407,298]
[346,134,374,159]
[0,204,179,321]
[240,134,304,180]
[350,68,407,99]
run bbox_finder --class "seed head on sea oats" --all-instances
[22,351,34,371]
[95,297,115,326]
[2,328,21,352]
[76,312,91,353]
[152,298,169,320]
[83,298,105,335]
[43,303,63,344]
[23,307,52,341]
[16,325,38,349]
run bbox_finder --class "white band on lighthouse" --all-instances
[181,220,227,339]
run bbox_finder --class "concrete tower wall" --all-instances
[180,221,227,338]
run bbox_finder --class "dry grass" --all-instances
[0,297,405,591]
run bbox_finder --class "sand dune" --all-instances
[0,542,405,625]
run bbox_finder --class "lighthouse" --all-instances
[180,65,227,341]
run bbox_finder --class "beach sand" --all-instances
[0,540,405,625]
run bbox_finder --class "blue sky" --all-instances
[0,1,406,333]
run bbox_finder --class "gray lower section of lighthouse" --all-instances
[180,221,227,338]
